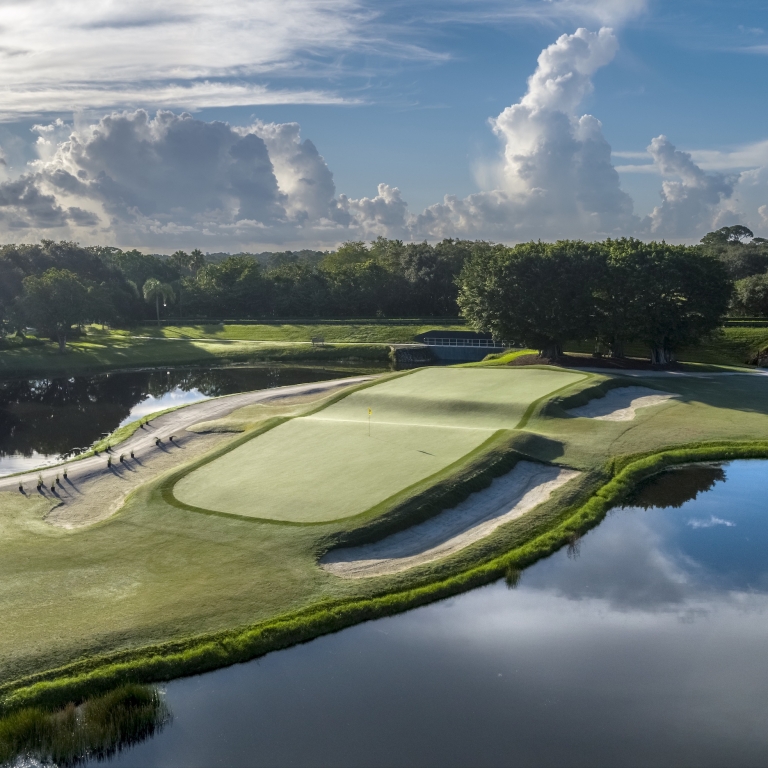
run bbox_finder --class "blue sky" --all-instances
[0,0,766,251]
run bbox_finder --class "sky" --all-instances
[0,0,766,252]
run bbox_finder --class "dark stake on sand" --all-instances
[18,483,23,493]
[130,451,135,459]
[119,454,125,463]
[169,435,175,443]
[107,457,112,468]
[156,438,162,446]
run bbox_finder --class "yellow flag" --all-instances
[368,408,372,416]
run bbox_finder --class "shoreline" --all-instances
[4,439,767,713]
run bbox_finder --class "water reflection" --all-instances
[96,460,768,767]
[627,463,726,510]
[3,684,169,767]
[0,365,381,476]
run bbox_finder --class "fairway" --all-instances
[173,368,585,522]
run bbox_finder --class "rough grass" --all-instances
[3,368,768,711]
[0,328,390,379]
[129,321,466,343]
[564,327,768,367]
[186,390,341,434]
[173,368,584,523]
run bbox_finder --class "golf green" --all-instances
[173,367,585,523]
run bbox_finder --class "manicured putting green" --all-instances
[173,368,584,523]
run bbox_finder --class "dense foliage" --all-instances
[0,239,474,348]
[457,238,732,362]
[0,230,747,359]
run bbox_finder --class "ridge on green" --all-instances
[173,368,584,523]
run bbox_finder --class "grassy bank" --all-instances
[4,435,768,715]
[0,683,168,764]
[562,326,768,367]
[127,321,465,344]
[0,328,391,379]
[2,321,766,379]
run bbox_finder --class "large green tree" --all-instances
[628,242,731,364]
[457,240,604,358]
[731,274,768,317]
[19,269,90,352]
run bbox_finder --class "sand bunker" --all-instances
[321,461,580,578]
[567,386,677,421]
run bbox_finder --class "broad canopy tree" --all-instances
[19,269,90,353]
[458,238,732,363]
[458,240,605,359]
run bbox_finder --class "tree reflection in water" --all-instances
[0,365,364,461]
[626,464,726,510]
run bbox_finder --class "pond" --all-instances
[90,459,768,767]
[0,364,386,477]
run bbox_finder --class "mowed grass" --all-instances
[3,369,768,691]
[131,321,466,344]
[0,329,390,379]
[173,368,586,522]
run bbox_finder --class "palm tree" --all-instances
[142,278,175,326]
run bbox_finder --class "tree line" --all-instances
[0,239,473,349]
[458,238,732,364]
[0,229,762,359]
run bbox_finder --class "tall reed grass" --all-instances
[0,684,169,766]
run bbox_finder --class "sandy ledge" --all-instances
[567,386,677,421]
[321,460,580,578]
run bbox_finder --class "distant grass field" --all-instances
[129,321,466,344]
[2,321,766,380]
[173,368,585,522]
[0,329,391,379]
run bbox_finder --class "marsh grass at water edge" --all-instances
[0,685,169,767]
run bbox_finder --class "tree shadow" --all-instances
[631,374,768,417]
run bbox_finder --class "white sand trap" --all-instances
[321,461,580,579]
[567,386,677,421]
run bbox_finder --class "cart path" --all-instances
[0,374,375,527]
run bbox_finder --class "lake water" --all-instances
[91,460,768,767]
[0,365,384,477]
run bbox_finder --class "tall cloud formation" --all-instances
[645,136,736,236]
[414,27,638,240]
[0,26,762,248]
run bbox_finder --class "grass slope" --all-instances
[0,328,391,379]
[3,367,768,708]
[174,368,584,523]
[129,321,465,343]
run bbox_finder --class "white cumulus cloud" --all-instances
[1,24,766,248]
[411,27,637,240]
[644,136,736,237]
